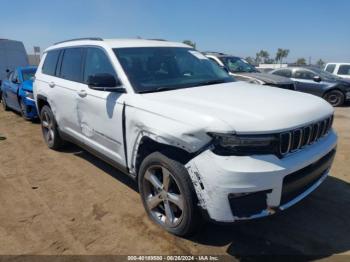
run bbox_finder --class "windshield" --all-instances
[113,47,233,93]
[21,69,37,81]
[311,67,341,81]
[220,56,258,73]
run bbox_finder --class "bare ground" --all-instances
[0,104,349,259]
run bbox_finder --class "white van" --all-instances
[0,39,29,85]
[324,63,350,80]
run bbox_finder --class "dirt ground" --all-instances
[0,104,349,260]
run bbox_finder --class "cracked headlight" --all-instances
[24,91,34,99]
[208,132,279,156]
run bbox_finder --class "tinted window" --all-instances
[22,68,37,81]
[60,48,84,82]
[325,64,336,73]
[42,50,60,76]
[84,48,116,83]
[273,69,292,78]
[114,47,232,93]
[337,65,350,75]
[294,70,316,80]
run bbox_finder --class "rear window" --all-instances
[60,48,84,82]
[42,50,60,76]
[273,69,292,78]
[337,65,350,75]
[325,64,336,73]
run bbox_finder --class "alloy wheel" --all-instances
[142,165,185,227]
[41,111,55,145]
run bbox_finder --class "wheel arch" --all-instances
[36,95,50,115]
[133,135,196,178]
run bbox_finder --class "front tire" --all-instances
[40,105,65,150]
[324,90,344,107]
[20,99,30,120]
[138,152,200,236]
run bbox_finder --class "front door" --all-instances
[77,47,126,166]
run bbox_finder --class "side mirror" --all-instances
[87,73,125,92]
[313,76,322,82]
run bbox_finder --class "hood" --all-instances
[235,72,293,85]
[137,82,333,134]
[21,80,33,92]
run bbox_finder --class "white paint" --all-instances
[34,38,337,223]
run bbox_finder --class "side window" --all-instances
[42,50,60,76]
[60,48,84,82]
[293,70,316,80]
[83,47,116,83]
[325,64,336,73]
[273,69,292,78]
[12,70,19,83]
[337,65,350,76]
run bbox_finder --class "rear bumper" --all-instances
[185,130,337,222]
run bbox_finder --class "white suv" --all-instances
[325,63,350,79]
[34,38,337,236]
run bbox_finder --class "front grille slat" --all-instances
[279,115,333,157]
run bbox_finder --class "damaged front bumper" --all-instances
[185,130,337,222]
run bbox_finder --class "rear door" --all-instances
[50,48,85,140]
[7,70,21,110]
[76,47,126,165]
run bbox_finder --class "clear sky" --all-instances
[1,0,349,63]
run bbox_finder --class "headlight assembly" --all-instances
[208,132,279,156]
[24,91,34,99]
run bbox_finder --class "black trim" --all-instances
[122,102,129,173]
[36,94,47,102]
[59,130,131,177]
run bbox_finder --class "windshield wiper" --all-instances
[190,79,229,87]
[138,86,178,94]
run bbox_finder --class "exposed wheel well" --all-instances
[135,136,194,177]
[37,97,50,115]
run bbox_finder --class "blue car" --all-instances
[1,66,38,120]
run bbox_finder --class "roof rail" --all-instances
[54,37,103,45]
[203,51,227,55]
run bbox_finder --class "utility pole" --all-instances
[33,46,41,65]
[309,56,312,65]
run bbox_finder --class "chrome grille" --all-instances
[279,115,333,156]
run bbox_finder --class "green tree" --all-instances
[257,50,270,63]
[275,48,290,65]
[245,56,255,65]
[296,58,307,65]
[182,40,196,48]
[316,59,325,68]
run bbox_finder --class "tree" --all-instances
[316,59,325,68]
[257,50,270,64]
[182,40,196,48]
[255,52,262,65]
[245,56,255,65]
[275,48,290,65]
[296,58,307,65]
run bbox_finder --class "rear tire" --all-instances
[138,152,200,236]
[324,90,344,107]
[2,93,9,111]
[40,105,65,150]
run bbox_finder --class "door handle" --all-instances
[78,90,87,98]
[49,82,55,88]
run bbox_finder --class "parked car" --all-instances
[204,52,295,90]
[270,66,350,106]
[34,38,337,236]
[1,66,38,120]
[0,39,29,86]
[325,63,350,80]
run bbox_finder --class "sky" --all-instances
[1,0,349,63]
